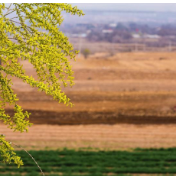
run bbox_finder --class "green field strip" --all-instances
[2,148,176,175]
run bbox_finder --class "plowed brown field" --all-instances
[2,124,176,150]
[2,52,176,150]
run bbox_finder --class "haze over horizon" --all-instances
[72,3,176,12]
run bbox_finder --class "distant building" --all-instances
[71,33,87,38]
[102,29,113,34]
[132,34,141,39]
[132,33,160,39]
[143,34,160,39]
[109,23,117,28]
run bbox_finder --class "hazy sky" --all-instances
[72,3,176,12]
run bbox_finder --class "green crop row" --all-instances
[0,174,133,176]
[1,148,176,175]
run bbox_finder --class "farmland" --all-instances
[2,148,176,176]
[1,52,176,175]
[6,52,176,126]
[2,52,176,149]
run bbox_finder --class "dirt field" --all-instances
[2,124,176,150]
[2,52,176,150]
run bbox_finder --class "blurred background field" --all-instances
[2,51,176,175]
[2,3,176,176]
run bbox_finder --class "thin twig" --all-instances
[4,3,12,16]
[4,4,16,17]
[8,19,33,35]
[8,19,22,25]
[11,142,45,176]
[10,16,21,20]
[4,9,16,17]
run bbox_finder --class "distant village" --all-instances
[61,22,176,52]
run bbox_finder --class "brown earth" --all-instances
[2,124,176,150]
[2,52,176,149]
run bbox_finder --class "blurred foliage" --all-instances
[0,3,84,167]
[82,48,90,59]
